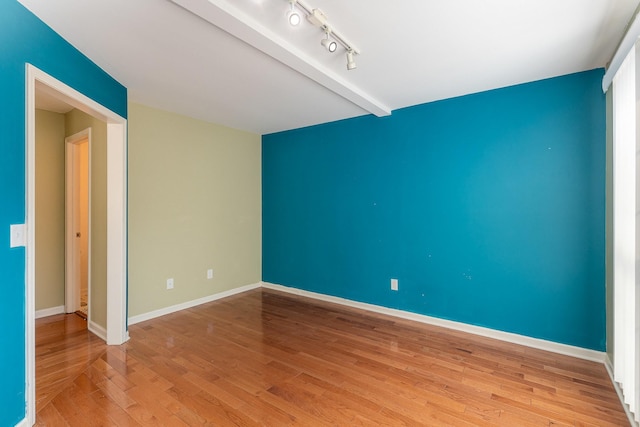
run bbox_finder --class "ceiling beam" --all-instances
[169,0,391,117]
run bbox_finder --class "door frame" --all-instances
[25,64,128,425]
[65,129,91,316]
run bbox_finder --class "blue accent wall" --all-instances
[263,69,606,351]
[0,2,126,425]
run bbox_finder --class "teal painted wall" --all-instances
[0,2,126,424]
[263,69,606,351]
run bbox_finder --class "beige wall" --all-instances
[65,109,108,328]
[128,103,261,317]
[35,109,66,311]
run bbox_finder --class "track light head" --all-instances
[321,31,337,52]
[346,50,356,70]
[321,38,337,52]
[287,0,300,26]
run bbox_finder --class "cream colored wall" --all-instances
[128,103,261,317]
[35,109,66,311]
[65,109,108,328]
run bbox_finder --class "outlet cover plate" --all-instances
[10,224,26,248]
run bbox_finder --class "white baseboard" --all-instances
[14,418,28,427]
[127,282,262,326]
[604,355,639,427]
[35,305,65,319]
[124,280,607,363]
[89,321,107,342]
[261,281,607,363]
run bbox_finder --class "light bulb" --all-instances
[288,11,300,26]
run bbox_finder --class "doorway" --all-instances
[26,64,128,425]
[65,130,90,320]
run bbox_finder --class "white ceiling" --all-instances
[20,0,638,134]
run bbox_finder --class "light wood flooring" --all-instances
[35,288,629,426]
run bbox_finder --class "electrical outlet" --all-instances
[391,278,398,291]
[166,278,174,290]
[207,269,213,279]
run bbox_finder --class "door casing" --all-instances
[26,64,128,425]
[65,130,91,316]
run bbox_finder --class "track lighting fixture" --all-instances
[346,50,356,70]
[287,0,300,26]
[321,30,337,53]
[284,0,359,69]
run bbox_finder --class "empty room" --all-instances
[2,0,640,425]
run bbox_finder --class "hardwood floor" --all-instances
[36,288,628,426]
[35,312,106,411]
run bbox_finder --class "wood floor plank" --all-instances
[36,289,629,426]
[88,389,143,427]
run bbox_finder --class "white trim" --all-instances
[65,128,91,145]
[128,283,262,325]
[65,129,91,316]
[25,63,36,427]
[88,321,107,342]
[261,282,606,363]
[106,121,128,345]
[25,64,128,426]
[14,418,28,427]
[603,8,640,92]
[605,355,640,427]
[34,306,65,319]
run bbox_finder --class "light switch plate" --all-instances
[10,224,26,248]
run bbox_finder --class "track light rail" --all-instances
[288,0,360,60]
